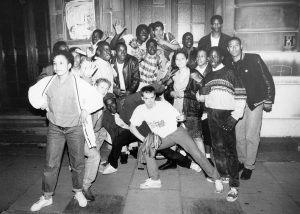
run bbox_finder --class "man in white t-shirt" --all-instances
[129,85,223,192]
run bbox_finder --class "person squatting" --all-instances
[28,15,275,211]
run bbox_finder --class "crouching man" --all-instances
[129,85,223,192]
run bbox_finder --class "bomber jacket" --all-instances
[111,54,140,94]
[164,68,202,118]
[228,53,275,110]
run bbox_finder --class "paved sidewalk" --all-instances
[1,144,300,214]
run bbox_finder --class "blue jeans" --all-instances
[235,104,263,170]
[145,127,219,180]
[42,122,85,196]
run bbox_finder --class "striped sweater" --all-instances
[199,64,247,120]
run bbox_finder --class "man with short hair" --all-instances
[129,85,223,192]
[111,42,140,97]
[81,41,117,92]
[110,23,149,62]
[198,15,231,62]
[153,21,180,61]
[227,37,275,180]
[100,93,141,174]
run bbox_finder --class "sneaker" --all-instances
[140,178,162,189]
[215,179,224,193]
[221,177,230,184]
[206,177,214,183]
[30,196,53,212]
[102,163,118,175]
[74,191,87,207]
[240,168,252,180]
[83,187,95,201]
[98,161,108,173]
[190,162,202,173]
[120,152,128,164]
[226,187,238,202]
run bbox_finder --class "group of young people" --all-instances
[28,14,275,211]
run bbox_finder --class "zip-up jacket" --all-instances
[229,53,275,110]
[28,73,103,148]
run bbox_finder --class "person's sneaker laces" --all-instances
[30,196,53,212]
[215,179,224,193]
[140,178,162,189]
[221,177,230,184]
[226,187,238,202]
[102,163,118,175]
[74,191,87,207]
[190,162,202,173]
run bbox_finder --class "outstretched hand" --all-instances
[113,20,127,35]
[221,116,237,132]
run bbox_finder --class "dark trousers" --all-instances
[108,129,139,168]
[207,108,239,188]
[159,148,192,169]
[202,118,212,147]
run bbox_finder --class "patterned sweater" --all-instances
[199,64,247,120]
[139,54,161,85]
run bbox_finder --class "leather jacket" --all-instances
[228,53,275,110]
[164,69,202,117]
[112,54,140,94]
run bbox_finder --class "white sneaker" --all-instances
[74,191,87,207]
[226,187,238,202]
[206,177,214,183]
[221,177,230,184]
[140,178,162,189]
[102,163,118,175]
[215,179,224,193]
[190,162,202,173]
[30,196,53,212]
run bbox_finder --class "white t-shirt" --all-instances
[130,101,179,138]
[211,34,220,47]
[116,62,126,90]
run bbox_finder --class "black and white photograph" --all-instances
[0,0,299,213]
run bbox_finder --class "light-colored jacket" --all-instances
[28,73,103,148]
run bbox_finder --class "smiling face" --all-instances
[211,19,222,33]
[98,44,111,61]
[227,39,242,58]
[116,44,127,63]
[147,41,157,55]
[182,33,193,49]
[208,49,222,69]
[53,55,71,76]
[175,52,188,69]
[196,50,208,67]
[154,26,164,40]
[105,98,117,114]
[137,27,149,43]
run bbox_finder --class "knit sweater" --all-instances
[199,64,247,120]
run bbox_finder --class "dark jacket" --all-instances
[198,32,231,61]
[164,69,202,117]
[229,53,275,110]
[112,54,140,94]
